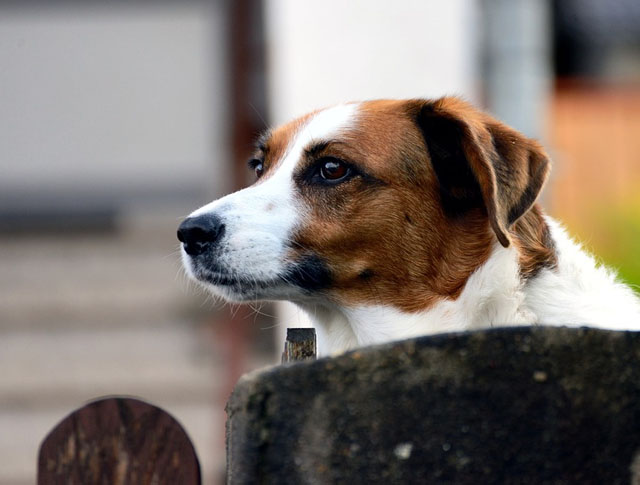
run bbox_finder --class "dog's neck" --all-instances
[299,243,537,355]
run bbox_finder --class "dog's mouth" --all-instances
[185,252,333,302]
[194,267,281,289]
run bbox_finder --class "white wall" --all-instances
[265,0,479,124]
[263,0,480,332]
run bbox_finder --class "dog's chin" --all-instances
[183,259,306,303]
[193,271,301,303]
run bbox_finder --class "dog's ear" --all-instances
[410,97,550,247]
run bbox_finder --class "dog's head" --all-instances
[179,97,550,311]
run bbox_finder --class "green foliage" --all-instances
[590,201,640,293]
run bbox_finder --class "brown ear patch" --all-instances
[414,107,486,217]
[413,97,551,248]
[485,122,551,227]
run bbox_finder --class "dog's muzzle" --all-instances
[177,210,332,300]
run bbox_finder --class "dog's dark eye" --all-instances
[255,162,264,178]
[319,158,350,182]
[248,159,264,179]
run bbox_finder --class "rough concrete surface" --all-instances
[227,327,640,485]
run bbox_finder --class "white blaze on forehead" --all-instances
[274,102,360,178]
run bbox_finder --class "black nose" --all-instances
[177,214,225,256]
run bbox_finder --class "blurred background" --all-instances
[1,0,639,483]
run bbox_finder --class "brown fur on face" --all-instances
[273,98,555,311]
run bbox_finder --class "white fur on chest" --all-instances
[302,217,640,355]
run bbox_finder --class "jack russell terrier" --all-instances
[178,97,640,355]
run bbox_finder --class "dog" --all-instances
[178,97,640,355]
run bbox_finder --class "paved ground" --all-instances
[0,217,276,484]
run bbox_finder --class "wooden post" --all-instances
[281,328,317,363]
[37,397,201,485]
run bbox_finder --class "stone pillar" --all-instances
[227,327,640,484]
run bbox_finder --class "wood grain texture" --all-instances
[38,397,201,485]
[282,328,317,363]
